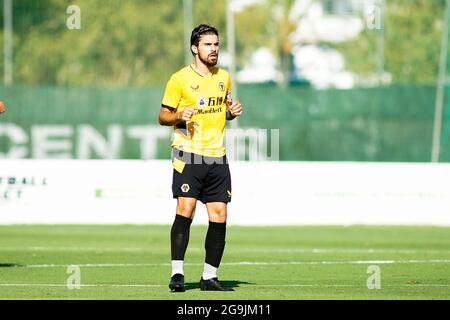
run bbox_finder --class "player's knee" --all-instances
[209,210,227,223]
[177,202,196,217]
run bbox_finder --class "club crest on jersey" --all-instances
[219,82,225,92]
[181,184,190,193]
[197,97,206,108]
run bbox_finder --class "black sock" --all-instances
[170,214,193,260]
[204,221,226,268]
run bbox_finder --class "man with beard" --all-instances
[159,24,243,292]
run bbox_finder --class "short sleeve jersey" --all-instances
[161,65,231,157]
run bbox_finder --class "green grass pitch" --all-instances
[0,225,449,300]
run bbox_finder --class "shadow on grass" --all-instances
[184,280,252,291]
[0,263,23,268]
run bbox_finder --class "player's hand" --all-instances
[177,107,195,122]
[0,101,5,113]
[228,100,243,117]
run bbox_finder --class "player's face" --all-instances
[194,34,219,67]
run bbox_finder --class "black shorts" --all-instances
[171,149,232,204]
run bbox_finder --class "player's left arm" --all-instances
[226,100,243,120]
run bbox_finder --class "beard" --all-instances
[198,52,218,67]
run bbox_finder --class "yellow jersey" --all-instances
[161,65,231,157]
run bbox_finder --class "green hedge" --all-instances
[1,84,448,161]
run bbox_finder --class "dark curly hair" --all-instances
[190,24,219,55]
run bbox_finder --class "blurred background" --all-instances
[1,2,449,300]
[1,0,450,226]
[1,0,449,162]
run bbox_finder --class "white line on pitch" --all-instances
[24,263,171,268]
[0,283,449,288]
[228,260,450,265]
[0,246,153,252]
[0,283,164,287]
[1,246,449,254]
[15,259,450,268]
[251,284,450,288]
[234,248,450,254]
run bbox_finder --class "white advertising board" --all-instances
[1,160,449,225]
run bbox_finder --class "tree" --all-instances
[334,0,446,84]
[2,0,185,86]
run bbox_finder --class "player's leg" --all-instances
[204,201,227,276]
[171,197,196,274]
[169,150,205,292]
[198,155,233,291]
[169,197,197,292]
[200,157,232,291]
[199,202,233,291]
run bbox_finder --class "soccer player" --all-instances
[158,24,243,292]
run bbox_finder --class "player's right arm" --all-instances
[159,106,194,126]
[158,74,195,126]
